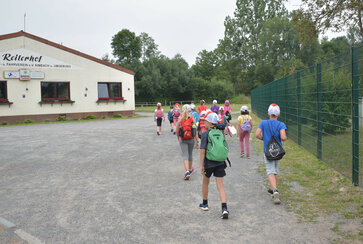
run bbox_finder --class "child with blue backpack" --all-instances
[199,112,229,219]
[167,106,174,133]
[237,106,252,158]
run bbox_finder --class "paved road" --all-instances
[0,116,337,243]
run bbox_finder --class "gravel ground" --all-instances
[0,115,339,243]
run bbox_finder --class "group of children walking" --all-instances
[153,101,287,218]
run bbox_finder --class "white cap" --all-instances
[157,102,161,106]
[268,103,280,116]
[240,105,248,112]
[182,104,190,111]
[200,111,207,116]
[206,112,219,124]
[219,106,224,111]
[190,104,195,110]
[213,100,217,104]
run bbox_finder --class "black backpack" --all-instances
[265,121,285,161]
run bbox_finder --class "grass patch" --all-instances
[0,115,146,127]
[250,112,363,241]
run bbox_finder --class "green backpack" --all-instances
[206,128,230,165]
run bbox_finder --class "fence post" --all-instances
[352,46,359,186]
[317,63,322,160]
[297,71,302,146]
[284,77,288,126]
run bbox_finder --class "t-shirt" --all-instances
[211,105,219,113]
[223,105,232,114]
[200,129,226,169]
[198,105,207,114]
[167,110,174,120]
[238,115,252,124]
[258,120,287,153]
[191,110,199,122]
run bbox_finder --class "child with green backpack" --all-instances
[199,112,230,219]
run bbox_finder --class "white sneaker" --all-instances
[273,191,281,204]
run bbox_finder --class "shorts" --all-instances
[156,118,162,126]
[264,155,280,175]
[169,119,173,124]
[204,164,226,178]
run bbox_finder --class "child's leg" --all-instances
[215,177,226,203]
[202,175,210,200]
[268,174,277,189]
[239,130,245,154]
[245,132,250,157]
[184,160,190,171]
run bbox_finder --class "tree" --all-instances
[293,0,363,39]
[111,29,141,65]
[192,50,218,80]
[139,32,160,61]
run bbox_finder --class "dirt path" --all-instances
[0,115,339,243]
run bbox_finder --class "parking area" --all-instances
[0,116,337,243]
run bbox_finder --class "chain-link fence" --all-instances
[251,46,362,186]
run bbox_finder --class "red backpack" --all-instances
[173,108,180,117]
[180,117,194,139]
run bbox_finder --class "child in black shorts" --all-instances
[199,112,229,219]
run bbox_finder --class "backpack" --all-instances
[241,115,251,132]
[168,111,173,120]
[180,117,194,140]
[225,111,232,122]
[156,109,163,119]
[216,115,227,130]
[206,128,229,163]
[173,108,180,117]
[265,121,285,160]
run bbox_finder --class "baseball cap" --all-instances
[170,105,174,109]
[175,103,179,107]
[268,103,280,116]
[213,100,217,104]
[182,104,190,111]
[240,105,248,112]
[219,106,224,111]
[200,111,207,116]
[190,104,195,110]
[157,102,161,106]
[225,100,230,104]
[205,112,219,124]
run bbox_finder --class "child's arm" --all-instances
[200,149,206,174]
[237,118,241,136]
[255,128,263,140]
[280,129,287,141]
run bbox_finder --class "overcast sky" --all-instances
[1,0,342,66]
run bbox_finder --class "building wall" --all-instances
[0,36,135,121]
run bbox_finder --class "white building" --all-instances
[0,31,135,123]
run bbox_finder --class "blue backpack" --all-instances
[216,115,227,130]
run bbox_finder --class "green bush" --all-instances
[112,114,123,118]
[102,116,107,119]
[56,116,67,121]
[84,115,97,120]
[44,120,50,123]
[1,121,8,126]
[24,119,34,124]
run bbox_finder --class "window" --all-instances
[41,82,70,100]
[98,82,122,99]
[0,81,8,102]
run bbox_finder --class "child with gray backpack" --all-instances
[237,106,252,158]
[199,112,230,219]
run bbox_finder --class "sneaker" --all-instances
[240,153,245,158]
[189,167,194,174]
[173,131,176,135]
[157,131,160,135]
[199,203,209,211]
[171,129,173,132]
[247,155,250,159]
[221,208,229,219]
[184,171,190,180]
[273,190,281,204]
[267,188,273,194]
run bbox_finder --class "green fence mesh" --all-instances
[251,46,362,186]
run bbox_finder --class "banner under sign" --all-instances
[0,48,82,70]
[4,70,45,79]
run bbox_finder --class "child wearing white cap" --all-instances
[210,100,219,114]
[199,112,229,219]
[255,103,287,204]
